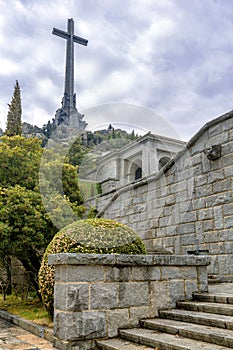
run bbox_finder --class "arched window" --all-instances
[159,157,171,170]
[135,167,142,180]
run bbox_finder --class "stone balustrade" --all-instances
[48,253,211,350]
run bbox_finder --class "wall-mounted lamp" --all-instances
[204,144,221,160]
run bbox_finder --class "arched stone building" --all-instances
[95,132,186,193]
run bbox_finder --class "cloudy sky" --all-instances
[0,0,233,140]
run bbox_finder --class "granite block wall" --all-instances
[87,111,233,281]
[49,253,210,350]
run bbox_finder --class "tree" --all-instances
[0,136,42,190]
[0,135,85,294]
[5,81,22,137]
[66,137,88,166]
[0,185,57,293]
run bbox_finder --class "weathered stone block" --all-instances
[106,309,129,337]
[224,216,233,229]
[56,265,104,282]
[205,132,228,147]
[165,194,176,206]
[129,306,155,327]
[204,232,219,243]
[185,279,198,300]
[219,230,232,242]
[53,337,95,350]
[208,123,223,137]
[206,192,232,207]
[224,241,233,254]
[203,220,214,232]
[197,266,208,292]
[194,174,207,187]
[177,223,195,235]
[208,170,225,183]
[176,190,189,203]
[130,266,161,281]
[198,208,213,220]
[161,266,196,280]
[191,153,202,166]
[214,207,224,230]
[54,284,89,311]
[131,266,149,281]
[181,234,196,246]
[166,225,177,236]
[193,198,206,210]
[224,203,233,215]
[213,179,231,193]
[118,282,149,307]
[54,311,106,341]
[168,280,185,305]
[211,243,220,254]
[90,283,118,309]
[195,184,213,198]
[181,211,197,223]
[150,281,171,311]
[224,164,233,178]
[105,266,131,282]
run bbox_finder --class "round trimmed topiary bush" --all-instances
[38,218,146,318]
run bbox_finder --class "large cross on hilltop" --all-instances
[53,18,88,125]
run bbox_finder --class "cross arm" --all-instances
[52,27,88,46]
[52,27,69,40]
[73,34,88,46]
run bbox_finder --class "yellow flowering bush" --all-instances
[38,218,146,318]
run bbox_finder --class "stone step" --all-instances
[159,309,233,329]
[119,328,232,349]
[96,338,152,350]
[177,301,233,316]
[193,292,233,304]
[141,318,233,348]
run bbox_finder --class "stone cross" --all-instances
[52,18,88,114]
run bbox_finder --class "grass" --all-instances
[0,293,53,327]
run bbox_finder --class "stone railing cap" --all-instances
[48,253,211,266]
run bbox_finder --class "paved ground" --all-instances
[0,318,55,350]
[0,283,232,349]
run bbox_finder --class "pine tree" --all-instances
[5,80,22,136]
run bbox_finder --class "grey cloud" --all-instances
[1,0,233,140]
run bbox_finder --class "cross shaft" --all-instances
[52,18,88,113]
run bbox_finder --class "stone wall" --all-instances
[87,111,233,281]
[49,253,210,350]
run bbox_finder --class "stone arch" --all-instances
[158,156,171,170]
[135,167,142,180]
[128,159,142,181]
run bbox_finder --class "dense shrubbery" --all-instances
[38,218,146,318]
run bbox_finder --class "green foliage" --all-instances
[0,136,42,190]
[0,293,51,327]
[85,127,139,148]
[64,127,139,167]
[5,80,22,137]
[96,182,102,194]
[0,135,85,295]
[78,180,99,201]
[0,185,57,292]
[86,206,98,218]
[38,218,146,318]
[0,136,85,203]
[39,156,84,204]
[66,137,88,166]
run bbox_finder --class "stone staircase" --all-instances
[96,288,233,349]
